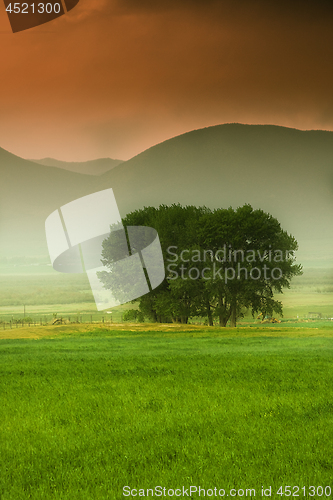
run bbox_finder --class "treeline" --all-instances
[100,204,302,327]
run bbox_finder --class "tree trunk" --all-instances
[151,310,158,322]
[218,295,230,327]
[206,301,213,326]
[219,314,230,327]
[230,301,237,327]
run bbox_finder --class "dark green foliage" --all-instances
[196,204,302,326]
[100,204,302,326]
[123,309,145,322]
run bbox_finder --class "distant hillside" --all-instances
[101,124,333,267]
[1,124,333,267]
[0,147,100,257]
[30,157,123,176]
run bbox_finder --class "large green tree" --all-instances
[99,204,302,326]
[196,205,302,326]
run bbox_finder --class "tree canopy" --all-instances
[99,204,302,327]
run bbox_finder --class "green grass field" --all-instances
[1,325,333,499]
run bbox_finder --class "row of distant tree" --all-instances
[100,204,302,327]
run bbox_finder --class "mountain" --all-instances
[1,124,333,266]
[30,157,123,176]
[101,124,333,266]
[0,147,100,257]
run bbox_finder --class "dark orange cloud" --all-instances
[0,0,332,160]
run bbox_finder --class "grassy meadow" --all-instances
[0,271,128,325]
[0,268,333,498]
[0,326,333,499]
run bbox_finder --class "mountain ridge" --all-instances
[0,123,333,266]
[30,157,124,176]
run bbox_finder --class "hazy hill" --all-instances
[30,157,123,176]
[1,124,333,266]
[0,147,100,257]
[101,124,333,267]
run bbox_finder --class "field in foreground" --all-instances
[1,326,333,499]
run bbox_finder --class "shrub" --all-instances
[123,309,145,322]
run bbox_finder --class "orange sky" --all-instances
[1,0,333,161]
